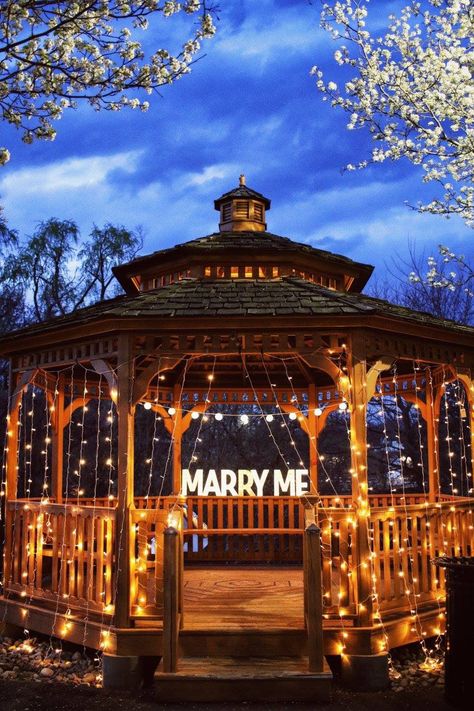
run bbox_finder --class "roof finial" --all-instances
[239,174,246,186]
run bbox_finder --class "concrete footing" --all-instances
[0,621,23,639]
[341,652,390,691]
[102,654,161,690]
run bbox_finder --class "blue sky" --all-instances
[0,0,472,286]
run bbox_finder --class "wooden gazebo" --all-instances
[1,176,473,701]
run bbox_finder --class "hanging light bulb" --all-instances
[339,402,348,411]
[314,408,323,417]
[215,413,223,421]
[266,414,274,422]
[240,414,249,425]
[168,407,176,416]
[191,411,200,420]
[143,401,152,410]
[289,412,297,420]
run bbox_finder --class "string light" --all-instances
[6,340,472,682]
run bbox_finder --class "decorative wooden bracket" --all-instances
[299,353,344,386]
[10,369,37,414]
[181,402,210,433]
[63,397,92,426]
[132,356,184,405]
[278,403,310,436]
[91,359,118,403]
[365,356,395,401]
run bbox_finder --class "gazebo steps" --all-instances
[153,656,332,703]
[179,626,307,658]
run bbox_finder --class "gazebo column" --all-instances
[51,374,65,504]
[172,384,183,495]
[342,342,390,691]
[348,352,372,628]
[457,371,474,480]
[308,383,319,494]
[114,335,135,629]
[425,373,440,503]
[104,337,163,691]
[3,368,21,591]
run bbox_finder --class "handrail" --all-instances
[182,527,302,535]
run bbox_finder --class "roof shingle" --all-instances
[1,277,472,347]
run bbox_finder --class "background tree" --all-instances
[314,0,474,225]
[367,242,474,325]
[0,217,143,325]
[0,1,216,164]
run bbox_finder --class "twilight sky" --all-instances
[0,0,472,287]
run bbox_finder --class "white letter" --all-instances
[238,469,255,496]
[221,469,238,496]
[203,469,222,496]
[252,469,269,496]
[274,469,295,496]
[182,468,203,495]
[295,469,309,495]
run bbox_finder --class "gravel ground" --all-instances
[0,634,454,710]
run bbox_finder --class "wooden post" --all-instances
[349,336,372,627]
[51,374,65,504]
[457,372,474,480]
[425,372,440,503]
[172,384,182,495]
[303,523,324,673]
[5,365,21,502]
[114,334,135,629]
[3,367,19,588]
[308,383,319,495]
[163,526,179,673]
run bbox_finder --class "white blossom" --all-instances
[315,0,474,226]
[0,2,216,163]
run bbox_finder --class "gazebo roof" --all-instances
[1,277,473,351]
[213,183,272,209]
[113,230,374,294]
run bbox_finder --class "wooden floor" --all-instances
[183,565,305,629]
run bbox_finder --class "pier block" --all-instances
[102,653,161,690]
[341,652,390,691]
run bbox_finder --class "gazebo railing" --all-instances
[3,496,473,628]
[3,501,115,616]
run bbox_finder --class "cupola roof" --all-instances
[214,175,271,210]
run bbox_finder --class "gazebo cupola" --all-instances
[214,174,271,232]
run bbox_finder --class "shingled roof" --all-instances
[113,231,374,293]
[1,277,472,349]
[214,184,271,209]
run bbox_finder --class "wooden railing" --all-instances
[129,507,182,617]
[161,496,306,562]
[4,495,472,630]
[4,501,115,615]
[370,500,474,612]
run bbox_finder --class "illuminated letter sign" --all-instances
[181,469,309,496]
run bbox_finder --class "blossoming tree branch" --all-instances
[0,1,216,164]
[314,0,474,227]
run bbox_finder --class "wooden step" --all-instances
[154,656,332,703]
[180,626,307,658]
